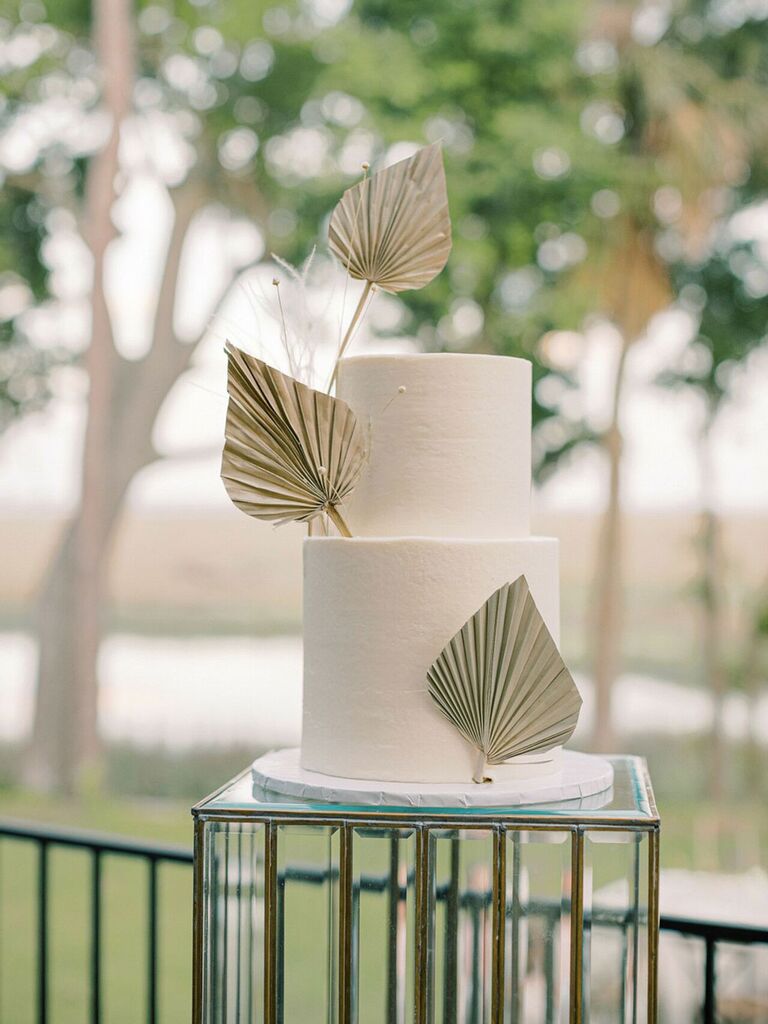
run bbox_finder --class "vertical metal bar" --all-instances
[414,826,431,1024]
[192,819,205,1024]
[508,832,522,1024]
[263,823,278,1024]
[235,828,242,1024]
[630,834,641,1024]
[646,828,660,1024]
[148,857,158,1024]
[569,829,584,1024]
[491,828,506,1024]
[338,824,354,1024]
[90,849,101,1024]
[209,826,220,1024]
[326,830,338,1024]
[222,827,229,1024]
[247,828,255,1024]
[276,873,285,1024]
[443,835,460,1024]
[351,879,360,1023]
[703,939,716,1024]
[386,833,399,1024]
[37,840,48,1024]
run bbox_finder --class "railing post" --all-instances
[91,850,102,1024]
[37,840,49,1024]
[148,857,158,1024]
[703,938,716,1024]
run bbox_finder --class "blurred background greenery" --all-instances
[0,0,767,964]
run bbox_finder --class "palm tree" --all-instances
[570,1,768,751]
[659,244,768,799]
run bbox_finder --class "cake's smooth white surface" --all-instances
[336,353,531,538]
[301,536,560,783]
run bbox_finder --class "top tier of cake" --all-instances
[336,353,532,538]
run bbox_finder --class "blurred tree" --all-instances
[660,243,768,798]
[6,0,369,791]
[6,0,600,792]
[549,1,768,751]
[351,0,768,755]
[3,0,767,792]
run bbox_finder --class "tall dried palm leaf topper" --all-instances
[328,141,452,293]
[327,142,452,383]
[221,342,366,536]
[427,576,582,783]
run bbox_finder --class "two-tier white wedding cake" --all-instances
[302,352,561,784]
[221,142,612,805]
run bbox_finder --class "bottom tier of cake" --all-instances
[301,535,562,784]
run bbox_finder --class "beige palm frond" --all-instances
[221,342,366,535]
[328,141,452,295]
[427,576,582,783]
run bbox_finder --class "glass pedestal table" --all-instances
[192,756,659,1024]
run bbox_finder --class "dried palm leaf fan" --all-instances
[427,576,582,783]
[327,142,452,384]
[221,342,366,536]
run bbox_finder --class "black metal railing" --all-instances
[0,817,192,1024]
[1,818,767,1023]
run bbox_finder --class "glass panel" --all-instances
[430,829,494,1024]
[204,821,264,1024]
[205,757,652,822]
[351,828,415,1024]
[584,830,649,1024]
[276,824,339,1024]
[505,830,571,1024]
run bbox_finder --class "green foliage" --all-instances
[661,240,768,410]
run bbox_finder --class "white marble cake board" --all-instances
[251,748,614,808]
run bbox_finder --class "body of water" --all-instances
[1,632,767,750]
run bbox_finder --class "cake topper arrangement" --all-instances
[427,576,582,783]
[221,142,451,538]
[223,141,585,786]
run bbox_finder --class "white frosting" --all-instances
[301,536,560,783]
[336,353,531,538]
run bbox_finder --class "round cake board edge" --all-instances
[250,748,614,808]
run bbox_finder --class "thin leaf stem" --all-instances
[328,279,373,391]
[326,503,352,538]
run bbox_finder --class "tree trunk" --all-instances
[25,460,141,791]
[741,609,764,800]
[22,0,136,792]
[27,195,212,800]
[590,335,631,752]
[24,172,219,792]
